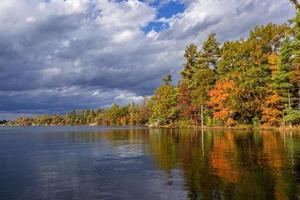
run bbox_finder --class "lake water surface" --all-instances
[0,127,300,200]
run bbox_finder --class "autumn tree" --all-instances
[261,54,284,126]
[261,94,283,126]
[208,79,237,126]
[149,76,178,125]
[177,82,196,123]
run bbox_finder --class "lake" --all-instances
[0,127,299,200]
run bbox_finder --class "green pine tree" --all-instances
[181,44,198,82]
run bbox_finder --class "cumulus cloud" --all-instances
[0,0,296,119]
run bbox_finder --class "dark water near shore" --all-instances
[0,127,300,200]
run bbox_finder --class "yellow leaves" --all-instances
[226,118,238,126]
[261,93,283,126]
[261,108,282,126]
[268,54,279,75]
[268,54,278,66]
[265,93,282,105]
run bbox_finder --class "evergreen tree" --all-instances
[290,2,300,105]
[197,33,220,70]
[181,44,198,82]
[188,34,220,126]
[290,0,300,10]
[163,74,172,85]
[273,40,294,105]
[282,1,300,125]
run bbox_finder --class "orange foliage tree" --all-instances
[261,94,283,126]
[208,80,236,126]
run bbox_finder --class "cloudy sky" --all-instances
[0,0,296,119]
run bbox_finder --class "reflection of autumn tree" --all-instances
[146,129,300,200]
[177,130,220,200]
[148,129,222,199]
[260,132,285,169]
[210,132,264,199]
[210,131,240,183]
[228,132,276,200]
[261,131,299,200]
[209,131,299,200]
[147,129,179,171]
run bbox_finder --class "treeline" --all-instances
[8,103,151,126]
[8,1,300,128]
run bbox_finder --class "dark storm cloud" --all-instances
[0,0,295,119]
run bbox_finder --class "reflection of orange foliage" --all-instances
[260,132,284,169]
[210,133,240,183]
[261,132,288,200]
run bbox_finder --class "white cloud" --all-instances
[157,0,295,42]
[112,29,137,43]
[114,92,144,104]
[96,0,155,29]
[26,16,36,22]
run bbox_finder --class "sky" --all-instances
[0,0,297,120]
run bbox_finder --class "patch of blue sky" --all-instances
[156,1,185,19]
[142,1,185,33]
[142,21,170,33]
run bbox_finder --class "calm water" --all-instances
[0,127,300,200]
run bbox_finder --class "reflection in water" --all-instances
[0,127,300,200]
[147,130,300,200]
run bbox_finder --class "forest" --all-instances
[7,0,300,128]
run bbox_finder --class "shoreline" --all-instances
[152,126,300,132]
[1,124,300,132]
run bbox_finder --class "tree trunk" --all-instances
[288,93,291,108]
[282,110,285,128]
[288,93,292,128]
[201,104,204,128]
